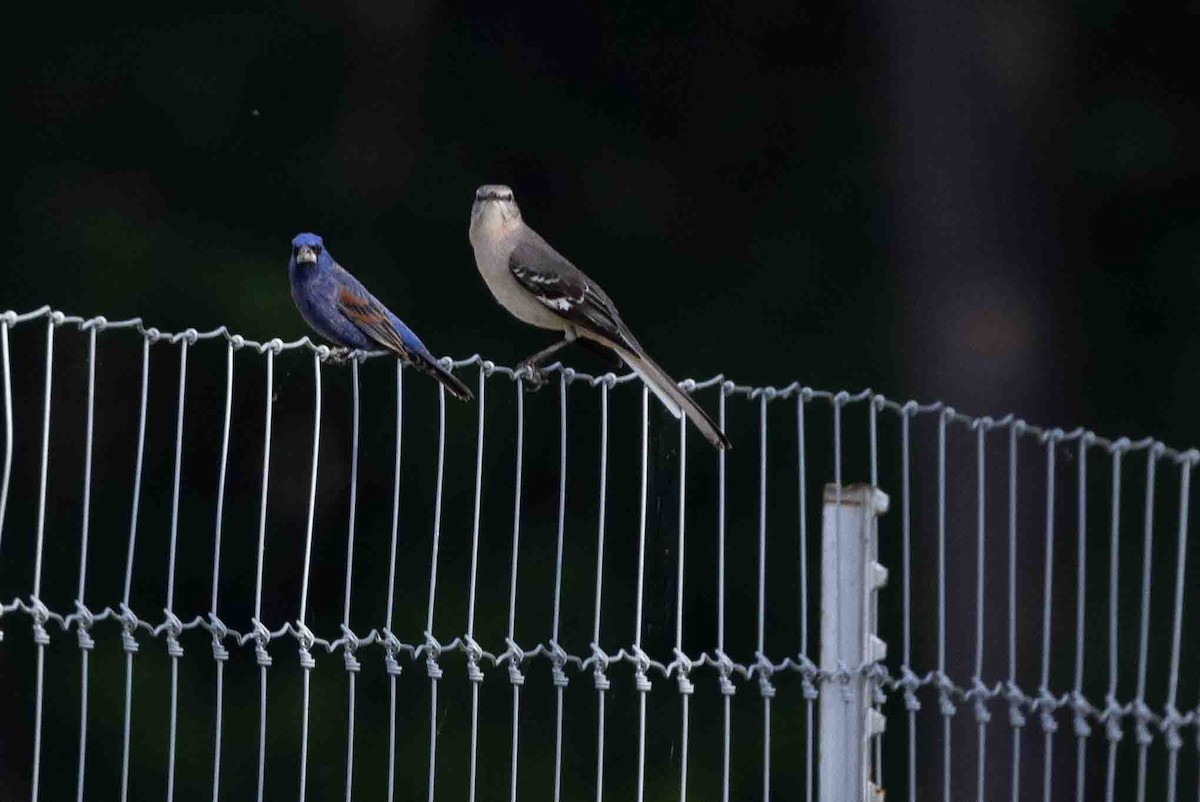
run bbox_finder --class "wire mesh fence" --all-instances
[0,305,1196,801]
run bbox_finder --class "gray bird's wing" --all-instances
[508,230,642,353]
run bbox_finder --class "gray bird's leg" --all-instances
[517,331,577,389]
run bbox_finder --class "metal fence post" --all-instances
[820,483,889,801]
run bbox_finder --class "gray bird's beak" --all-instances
[296,245,317,265]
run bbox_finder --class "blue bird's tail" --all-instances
[409,349,474,402]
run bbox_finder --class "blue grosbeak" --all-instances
[288,232,473,401]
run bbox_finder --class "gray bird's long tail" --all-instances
[617,347,731,450]
[412,351,474,402]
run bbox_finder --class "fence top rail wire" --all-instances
[2,305,1196,464]
[0,305,1197,745]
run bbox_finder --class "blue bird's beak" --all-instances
[296,245,317,265]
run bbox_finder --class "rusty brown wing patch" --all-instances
[336,285,409,357]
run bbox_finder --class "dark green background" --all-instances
[1,1,1197,799]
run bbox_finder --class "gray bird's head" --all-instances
[470,185,522,233]
[291,232,328,268]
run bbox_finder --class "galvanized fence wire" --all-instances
[1,306,1199,801]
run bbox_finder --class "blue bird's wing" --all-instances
[333,269,474,402]
[336,283,419,358]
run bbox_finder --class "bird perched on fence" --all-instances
[468,186,730,449]
[288,232,473,401]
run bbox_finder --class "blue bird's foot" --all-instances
[324,347,353,366]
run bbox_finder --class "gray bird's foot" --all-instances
[323,347,353,366]
[516,360,549,391]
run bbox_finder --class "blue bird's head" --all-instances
[291,232,327,268]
